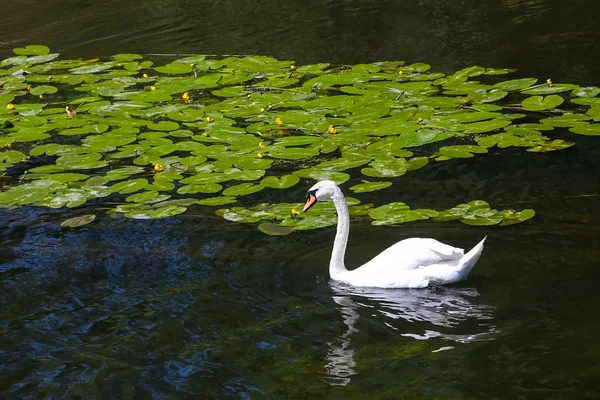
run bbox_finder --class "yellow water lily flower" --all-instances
[546,78,553,87]
[291,209,301,217]
[260,107,266,113]
[150,85,156,91]
[7,103,15,110]
[154,164,163,172]
[258,142,266,150]
[27,85,32,91]
[398,70,404,75]
[143,73,149,79]
[203,132,210,137]
[205,116,214,123]
[275,117,283,125]
[328,125,337,134]
[257,152,263,159]
[290,65,296,71]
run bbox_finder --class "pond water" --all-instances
[1,1,599,399]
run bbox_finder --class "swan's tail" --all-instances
[456,236,486,280]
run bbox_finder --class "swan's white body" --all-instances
[304,180,486,289]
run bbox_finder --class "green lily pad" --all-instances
[155,63,194,75]
[521,95,564,111]
[493,78,538,91]
[61,214,96,228]
[30,85,58,95]
[521,84,578,95]
[261,174,300,189]
[177,183,223,194]
[369,202,439,225]
[570,124,600,136]
[110,178,149,194]
[13,45,51,56]
[349,180,392,193]
[222,182,265,197]
[197,196,238,206]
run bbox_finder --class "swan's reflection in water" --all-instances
[324,283,498,385]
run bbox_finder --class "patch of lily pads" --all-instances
[1,45,598,232]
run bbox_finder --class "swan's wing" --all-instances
[361,237,464,272]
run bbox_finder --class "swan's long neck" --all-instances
[330,188,350,280]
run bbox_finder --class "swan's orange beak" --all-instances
[303,194,317,212]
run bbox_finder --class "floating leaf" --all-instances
[61,214,96,228]
[110,178,149,194]
[30,85,58,95]
[177,183,223,194]
[222,182,264,197]
[13,45,51,56]
[197,196,238,206]
[493,78,537,91]
[261,175,300,189]
[349,180,392,193]
[155,62,193,75]
[521,95,564,111]
[369,202,439,225]
[570,124,600,136]
[521,84,578,95]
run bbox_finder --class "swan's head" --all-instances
[303,180,338,212]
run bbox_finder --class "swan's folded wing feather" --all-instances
[360,237,464,272]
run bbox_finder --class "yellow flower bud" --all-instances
[260,107,266,113]
[7,103,15,110]
[143,73,149,79]
[150,85,156,91]
[205,116,214,123]
[290,65,297,70]
[328,125,337,134]
[257,152,263,159]
[258,142,266,150]
[275,117,283,125]
[154,164,163,172]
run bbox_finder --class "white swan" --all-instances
[303,180,486,289]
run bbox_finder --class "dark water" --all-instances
[1,1,600,398]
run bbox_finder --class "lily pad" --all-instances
[61,214,96,228]
[521,95,564,111]
[349,180,393,193]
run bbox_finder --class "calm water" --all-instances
[1,1,600,398]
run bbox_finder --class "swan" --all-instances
[303,180,486,289]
